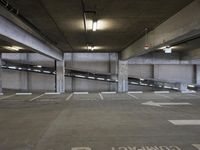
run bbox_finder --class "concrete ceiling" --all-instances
[1,0,194,53]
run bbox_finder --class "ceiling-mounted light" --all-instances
[144,28,149,50]
[163,46,172,53]
[92,21,97,31]
[3,46,23,51]
[36,65,42,68]
[87,45,95,51]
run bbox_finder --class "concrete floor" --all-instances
[0,92,200,150]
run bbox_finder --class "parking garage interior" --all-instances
[0,0,200,150]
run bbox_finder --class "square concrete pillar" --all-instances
[118,60,128,93]
[196,65,200,85]
[0,53,2,93]
[109,53,118,91]
[179,83,189,92]
[56,60,65,93]
[20,54,29,91]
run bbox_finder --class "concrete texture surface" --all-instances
[0,92,199,150]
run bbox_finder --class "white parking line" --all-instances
[66,93,73,101]
[101,91,116,94]
[181,90,196,94]
[127,93,139,99]
[156,93,173,100]
[29,93,45,101]
[16,93,32,96]
[169,120,200,125]
[45,92,61,95]
[154,91,169,94]
[99,93,104,100]
[72,147,91,150]
[73,92,89,94]
[128,91,143,94]
[0,94,16,100]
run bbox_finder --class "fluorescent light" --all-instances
[8,66,17,69]
[188,85,195,88]
[140,78,145,81]
[18,67,22,70]
[27,68,31,71]
[3,46,23,51]
[88,45,95,51]
[131,82,138,85]
[88,76,95,79]
[159,46,172,53]
[37,65,42,68]
[164,47,172,53]
[33,69,41,72]
[97,78,104,80]
[140,83,148,86]
[75,75,85,78]
[43,71,51,74]
[92,21,97,31]
[107,79,111,81]
[164,86,171,89]
[173,87,179,90]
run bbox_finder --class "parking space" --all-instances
[1,93,41,102]
[128,92,170,100]
[35,93,71,102]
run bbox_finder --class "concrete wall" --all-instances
[2,53,114,92]
[154,65,195,84]
[128,65,153,79]
[1,52,198,92]
[65,53,113,92]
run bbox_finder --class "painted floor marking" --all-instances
[101,91,116,94]
[169,120,200,125]
[127,93,139,99]
[156,93,173,100]
[112,146,181,150]
[143,101,191,107]
[29,93,45,101]
[154,91,170,94]
[128,91,143,94]
[16,93,32,96]
[65,93,73,101]
[45,92,61,95]
[99,93,104,100]
[181,90,196,94]
[0,94,15,100]
[71,147,91,150]
[192,144,200,150]
[74,92,89,94]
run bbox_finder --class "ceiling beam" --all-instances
[0,6,63,60]
[181,48,200,60]
[120,0,200,60]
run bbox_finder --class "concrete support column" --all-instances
[20,54,29,91]
[118,60,128,93]
[0,53,2,93]
[109,53,118,91]
[153,65,159,79]
[56,60,65,93]
[196,65,200,85]
[179,83,189,92]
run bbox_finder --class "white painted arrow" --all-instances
[142,101,192,107]
[193,144,200,150]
